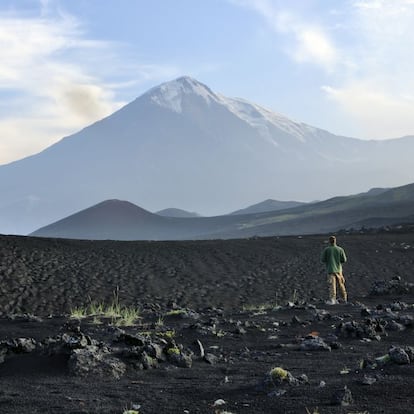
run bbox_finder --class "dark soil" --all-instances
[0,231,413,413]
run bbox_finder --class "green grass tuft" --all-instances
[70,287,140,326]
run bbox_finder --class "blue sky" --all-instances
[1,0,414,165]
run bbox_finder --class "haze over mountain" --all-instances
[30,182,414,241]
[229,199,306,215]
[1,76,414,235]
[156,208,201,218]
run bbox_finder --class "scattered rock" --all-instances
[0,346,8,364]
[166,346,192,368]
[1,337,37,354]
[114,332,146,347]
[194,339,205,358]
[361,375,377,385]
[68,345,126,379]
[404,346,414,362]
[140,351,158,370]
[234,326,247,335]
[268,388,287,397]
[399,314,414,327]
[387,320,405,331]
[212,399,226,407]
[336,319,386,339]
[312,309,331,321]
[204,352,219,365]
[331,386,353,406]
[61,332,92,349]
[144,342,165,362]
[300,335,331,352]
[370,278,414,296]
[389,346,411,365]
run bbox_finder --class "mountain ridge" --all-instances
[2,76,414,235]
[230,199,307,215]
[30,182,414,241]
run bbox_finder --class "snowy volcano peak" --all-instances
[216,94,314,143]
[144,76,314,141]
[145,76,219,113]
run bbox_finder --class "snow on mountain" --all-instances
[145,76,218,113]
[146,76,313,145]
[217,95,313,144]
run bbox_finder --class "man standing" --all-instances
[321,235,347,304]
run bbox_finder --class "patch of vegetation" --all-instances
[155,316,164,327]
[305,408,320,414]
[213,328,226,338]
[165,308,187,316]
[137,331,152,338]
[156,329,176,339]
[112,306,141,327]
[270,366,288,380]
[167,346,180,355]
[242,302,279,312]
[87,300,105,316]
[69,306,88,319]
[70,287,140,326]
[288,288,299,303]
[340,366,351,375]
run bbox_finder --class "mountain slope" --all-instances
[30,199,244,240]
[230,199,306,215]
[30,200,174,240]
[214,182,414,238]
[30,183,414,241]
[1,76,414,235]
[156,208,201,218]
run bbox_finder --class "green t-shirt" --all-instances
[321,244,347,274]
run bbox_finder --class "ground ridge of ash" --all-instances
[0,232,413,413]
[0,278,413,413]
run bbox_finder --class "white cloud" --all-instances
[0,3,180,165]
[323,83,414,138]
[292,27,337,69]
[0,8,121,164]
[230,0,339,71]
[232,0,414,138]
[319,0,414,138]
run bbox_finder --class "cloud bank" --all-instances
[233,0,414,139]
[0,6,117,164]
[0,2,178,165]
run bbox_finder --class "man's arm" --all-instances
[340,248,347,263]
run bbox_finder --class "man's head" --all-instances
[329,235,336,245]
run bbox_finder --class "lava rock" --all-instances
[331,386,353,406]
[2,337,37,354]
[361,375,377,385]
[114,332,146,347]
[300,335,331,352]
[68,345,126,379]
[389,346,411,365]
[204,352,219,365]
